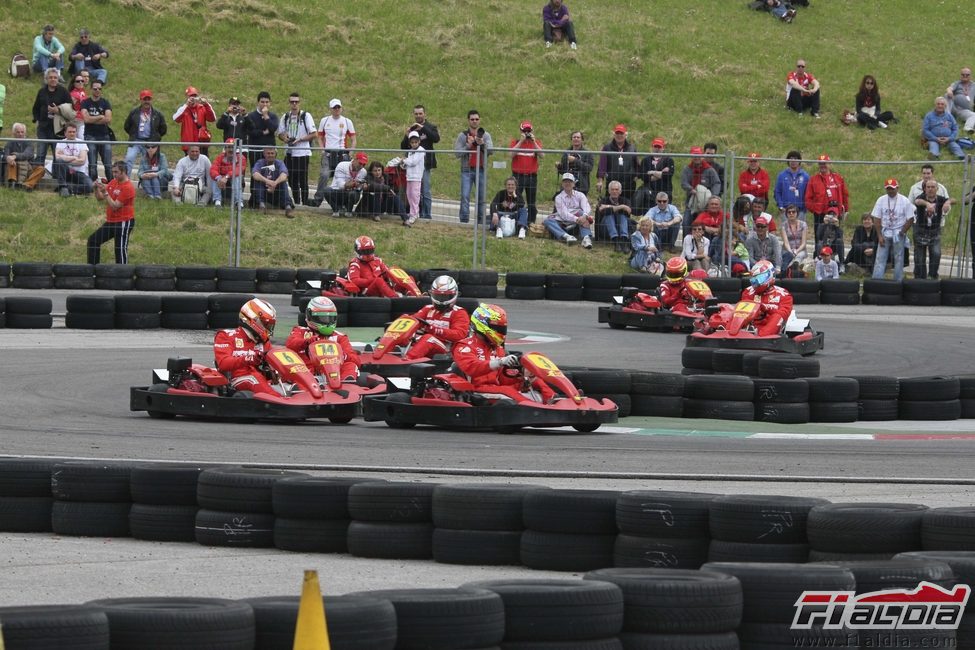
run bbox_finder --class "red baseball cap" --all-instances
[185,86,199,97]
[224,138,235,144]
[817,154,831,162]
[613,124,627,134]
[884,178,899,189]
[652,137,666,148]
[690,146,704,155]
[755,216,769,226]
[139,89,153,100]
[821,246,833,256]
[748,152,761,160]
[355,152,368,165]
[520,120,533,131]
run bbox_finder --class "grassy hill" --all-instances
[1,0,973,272]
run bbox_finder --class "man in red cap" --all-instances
[173,85,215,155]
[122,89,166,173]
[680,145,722,235]
[323,151,368,216]
[596,124,638,203]
[870,178,914,281]
[635,136,675,214]
[804,153,848,232]
[737,152,770,203]
[209,138,247,208]
[509,120,543,223]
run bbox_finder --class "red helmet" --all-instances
[239,298,276,343]
[749,260,776,293]
[471,303,508,347]
[665,257,688,283]
[354,236,375,261]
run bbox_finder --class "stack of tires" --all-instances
[3,296,52,329]
[134,264,176,291]
[11,262,53,289]
[862,278,902,305]
[298,295,350,328]
[521,488,619,571]
[897,550,975,647]
[65,294,115,329]
[114,294,161,329]
[245,594,398,650]
[710,349,749,375]
[806,502,929,561]
[432,483,543,566]
[614,490,716,569]
[271,476,378,553]
[0,261,8,287]
[175,266,217,293]
[0,605,110,649]
[941,278,975,306]
[805,376,860,423]
[53,263,95,290]
[95,263,134,290]
[347,297,391,327]
[504,272,546,300]
[546,273,585,301]
[347,481,437,559]
[621,274,660,292]
[256,267,296,294]
[683,375,754,421]
[129,463,209,543]
[919,507,975,551]
[819,278,860,305]
[903,278,941,306]
[457,269,498,299]
[707,495,828,563]
[295,267,329,291]
[161,295,209,330]
[705,277,744,304]
[51,462,133,537]
[0,458,56,533]
[572,369,632,417]
[680,348,714,376]
[753,376,809,424]
[778,278,820,304]
[207,293,253,329]
[419,268,456,293]
[961,376,975,418]
[898,375,962,420]
[583,274,622,303]
[216,266,256,293]
[390,296,428,319]
[842,375,899,421]
[629,372,684,417]
[0,296,4,328]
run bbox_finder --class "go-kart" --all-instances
[685,299,824,356]
[358,315,454,377]
[598,280,714,332]
[362,351,618,434]
[130,342,384,422]
[291,267,421,304]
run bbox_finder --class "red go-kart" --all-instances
[362,351,618,434]
[359,315,454,377]
[685,299,824,356]
[598,280,714,332]
[291,267,422,305]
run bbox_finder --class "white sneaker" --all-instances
[563,234,577,244]
[495,228,503,239]
[545,41,552,48]
[406,215,418,226]
[878,121,888,129]
[570,42,577,50]
[518,227,526,239]
[581,235,593,249]
[214,200,222,207]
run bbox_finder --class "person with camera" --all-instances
[311,98,357,208]
[453,109,493,224]
[173,86,215,155]
[88,161,135,265]
[216,97,250,143]
[277,92,317,206]
[804,154,848,232]
[400,105,440,219]
[555,131,593,196]
[509,120,544,224]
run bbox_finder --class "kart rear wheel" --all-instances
[607,322,626,330]
[147,383,176,420]
[329,416,353,424]
[495,425,522,434]
[572,423,600,433]
[385,419,416,429]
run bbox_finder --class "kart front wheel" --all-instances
[147,410,175,420]
[329,416,353,424]
[572,423,600,433]
[607,322,626,330]
[495,425,521,435]
[385,419,416,429]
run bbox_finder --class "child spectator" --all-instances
[815,246,839,280]
[403,131,425,226]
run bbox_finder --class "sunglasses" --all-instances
[290,99,300,103]
[656,200,668,203]
[74,80,85,84]
[796,64,805,68]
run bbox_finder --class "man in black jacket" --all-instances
[31,68,71,165]
[122,89,167,173]
[216,96,250,143]
[399,105,440,219]
[245,91,278,169]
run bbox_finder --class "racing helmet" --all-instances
[664,257,688,284]
[430,275,459,309]
[306,296,338,336]
[749,259,776,293]
[354,235,375,261]
[470,303,508,347]
[239,298,276,343]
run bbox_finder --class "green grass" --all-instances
[1,0,973,271]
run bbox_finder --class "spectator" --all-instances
[542,0,577,49]
[52,124,91,196]
[945,67,975,135]
[732,195,752,240]
[173,86,216,155]
[907,164,949,202]
[324,152,368,217]
[680,146,722,233]
[209,139,247,209]
[773,150,809,218]
[745,216,783,272]
[630,216,662,275]
[69,28,108,84]
[137,144,170,200]
[81,79,112,182]
[871,178,914,282]
[913,179,954,279]
[764,0,797,22]
[489,176,528,239]
[0,81,5,137]
[362,161,409,224]
[68,74,87,139]
[31,68,71,166]
[510,120,543,224]
[780,205,808,271]
[693,196,725,239]
[545,172,593,247]
[216,97,250,143]
[703,142,725,194]
[555,130,593,195]
[738,152,770,203]
[454,109,493,224]
[310,98,356,208]
[634,137,674,214]
[855,75,895,130]
[815,246,839,281]
[596,124,638,202]
[277,92,316,206]
[88,161,135,265]
[846,213,879,272]
[400,105,440,219]
[804,154,848,231]
[403,130,426,226]
[3,123,44,191]
[646,191,682,252]
[596,180,634,253]
[251,146,293,217]
[682,223,710,272]
[123,89,167,173]
[747,197,777,234]
[922,97,965,160]
[816,209,845,272]
[32,24,65,77]
[786,59,821,118]
[171,145,212,206]
[245,91,279,169]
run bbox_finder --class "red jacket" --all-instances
[658,280,692,310]
[510,138,543,175]
[284,326,359,379]
[452,335,511,388]
[805,172,849,216]
[347,257,391,291]
[741,285,794,322]
[409,305,471,345]
[174,101,216,150]
[210,152,247,180]
[738,168,770,201]
[214,327,267,378]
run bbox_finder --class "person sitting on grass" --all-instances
[629,217,662,275]
[815,246,839,281]
[544,172,593,248]
[490,176,528,239]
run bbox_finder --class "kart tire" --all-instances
[903,278,940,294]
[752,378,808,403]
[898,375,961,400]
[128,504,198,542]
[583,287,619,303]
[54,276,96,290]
[115,294,162,313]
[613,535,710,569]
[958,376,975,399]
[348,297,392,313]
[432,483,546,531]
[707,540,809,564]
[583,567,744,634]
[347,481,436,523]
[572,370,632,394]
[804,377,859,402]
[462,579,623,642]
[5,313,53,328]
[520,530,616,571]
[757,354,820,379]
[506,272,547,287]
[66,295,115,314]
[583,274,624,289]
[175,266,217,280]
[741,351,775,377]
[505,285,546,300]
[545,286,584,301]
[919,508,975,551]
[806,502,928,553]
[709,495,828,544]
[710,349,749,374]
[630,372,685,397]
[0,496,54,532]
[863,278,903,295]
[682,399,754,421]
[806,549,897,562]
[256,267,297,283]
[0,605,110,650]
[754,402,810,424]
[349,313,392,328]
[216,279,256,293]
[52,462,133,502]
[904,291,941,306]
[790,292,819,305]
[941,278,975,293]
[95,263,135,278]
[216,266,257,281]
[11,261,52,276]
[134,277,176,292]
[777,278,820,294]
[616,490,717,538]
[390,296,429,316]
[547,273,585,289]
[65,312,116,329]
[680,348,715,371]
[942,292,975,306]
[963,398,975,419]
[459,269,499,286]
[4,296,52,314]
[621,274,660,290]
[819,290,860,305]
[256,281,296,294]
[207,293,254,313]
[808,400,858,422]
[617,632,740,650]
[85,597,255,650]
[820,279,860,294]
[207,311,239,329]
[347,521,434,559]
[863,292,903,305]
[857,398,899,421]
[523,489,621,534]
[95,277,135,291]
[129,463,210,506]
[433,529,523,565]
[459,283,499,299]
[114,312,161,329]
[194,509,275,547]
[899,399,961,420]
[134,264,175,279]
[683,375,754,401]
[197,467,306,513]
[704,277,742,293]
[840,375,899,399]
[272,476,382,519]
[273,517,350,553]
[630,395,683,417]
[176,278,219,292]
[0,458,57,497]
[161,312,209,330]
[245,594,397,650]
[52,501,131,537]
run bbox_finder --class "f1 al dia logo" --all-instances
[792,582,971,631]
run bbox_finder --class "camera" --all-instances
[828,200,838,207]
[476,127,485,137]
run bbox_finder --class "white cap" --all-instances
[561,172,576,182]
[329,98,342,109]
[408,131,420,139]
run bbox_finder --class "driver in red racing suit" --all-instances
[657,257,694,311]
[285,296,360,380]
[404,275,470,359]
[347,235,397,297]
[739,259,793,336]
[452,303,555,403]
[213,298,278,395]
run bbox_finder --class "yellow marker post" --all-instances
[293,570,331,650]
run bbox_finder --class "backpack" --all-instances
[181,177,202,205]
[9,53,29,78]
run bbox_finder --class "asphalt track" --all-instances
[2,289,975,605]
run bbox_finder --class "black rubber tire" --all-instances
[523,489,620,534]
[216,266,257,281]
[583,287,619,303]
[863,278,903,295]
[244,594,397,650]
[347,481,436,522]
[710,349,750,374]
[807,401,858,422]
[454,270,497,287]
[819,291,860,305]
[904,291,942,306]
[134,264,176,279]
[114,312,161,329]
[741,352,775,377]
[804,377,859,402]
[621,274,660,290]
[161,313,209,329]
[128,503,198,542]
[807,549,897,562]
[903,278,941,294]
[707,540,809,564]
[54,276,97,290]
[5,313,53,328]
[857,398,900,421]
[65,312,116,329]
[899,398,961,420]
[898,375,961,400]
[963,398,975,418]
[51,462,132,502]
[95,277,135,291]
[347,297,392,313]
[736,622,858,648]
[432,483,546,530]
[0,605,110,650]
[790,292,820,305]
[115,294,162,313]
[506,272,547,287]
[630,395,683,417]
[572,370,632,395]
[52,501,131,537]
[11,261,52,276]
[547,273,585,289]
[134,277,176,292]
[433,529,523,565]
[754,402,810,424]
[196,467,306,513]
[256,267,297,283]
[4,296,52,314]
[505,285,546,300]
[777,278,820,294]
[681,367,713,376]
[704,277,743,293]
[757,354,819,379]
[921,507,975,551]
[256,281,296,294]
[272,476,381,519]
[684,375,754,401]
[0,458,57,497]
[616,490,718,538]
[709,494,828,544]
[217,279,257,293]
[130,463,212,506]
[0,496,54,532]
[208,312,240,329]
[819,279,860,294]
[175,266,217,280]
[752,378,808,403]
[941,278,975,293]
[613,535,710,569]
[347,311,391,327]
[618,632,739,650]
[66,295,115,314]
[176,278,219,292]
[958,376,975,399]
[682,399,754,421]
[821,558,954,594]
[208,293,256,313]
[840,375,899,399]
[897,550,975,587]
[520,530,616,571]
[583,274,624,289]
[942,292,975,306]
[85,597,255,650]
[545,286,585,301]
[863,292,903,305]
[347,521,434,559]
[681,348,715,371]
[296,267,330,282]
[95,263,134,278]
[806,502,928,553]
[390,296,430,317]
[194,509,275,547]
[273,517,350,552]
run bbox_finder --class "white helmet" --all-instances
[429,275,459,308]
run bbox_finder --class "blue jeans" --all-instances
[544,215,590,240]
[914,236,942,279]
[33,55,63,75]
[872,234,908,281]
[210,175,242,206]
[253,181,293,208]
[601,212,629,240]
[420,168,432,219]
[73,60,107,84]
[124,143,150,174]
[53,162,92,195]
[652,222,680,247]
[928,139,964,159]
[459,167,486,223]
[85,136,112,181]
[142,176,162,198]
